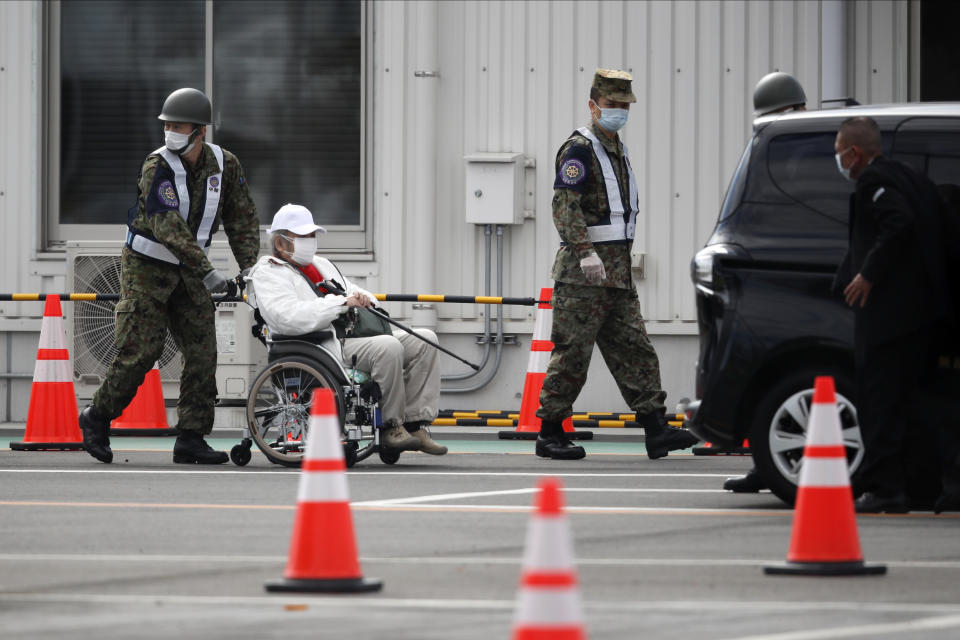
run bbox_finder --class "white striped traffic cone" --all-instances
[499,287,590,441]
[511,476,587,640]
[10,295,83,451]
[265,388,382,592]
[765,376,886,576]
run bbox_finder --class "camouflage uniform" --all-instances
[537,73,667,422]
[92,143,259,434]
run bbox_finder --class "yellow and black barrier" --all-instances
[433,410,684,429]
[2,293,542,305]
[373,294,539,305]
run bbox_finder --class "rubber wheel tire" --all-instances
[378,449,401,465]
[343,441,359,468]
[749,367,862,506]
[230,443,252,467]
[246,355,345,468]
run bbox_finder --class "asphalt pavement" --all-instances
[1,428,959,640]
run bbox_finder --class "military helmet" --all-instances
[158,88,212,125]
[753,72,806,117]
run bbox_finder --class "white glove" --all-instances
[202,269,230,293]
[579,251,606,285]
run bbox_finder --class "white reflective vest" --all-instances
[575,126,638,244]
[127,143,224,265]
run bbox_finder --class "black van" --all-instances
[687,104,960,505]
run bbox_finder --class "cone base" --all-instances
[110,427,179,437]
[265,576,383,593]
[10,441,84,451]
[764,560,887,576]
[498,430,594,441]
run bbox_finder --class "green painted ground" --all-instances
[98,437,653,456]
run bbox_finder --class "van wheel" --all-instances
[749,368,864,505]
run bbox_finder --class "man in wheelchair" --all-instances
[248,204,447,455]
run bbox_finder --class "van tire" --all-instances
[749,367,863,505]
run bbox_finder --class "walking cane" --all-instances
[319,281,482,371]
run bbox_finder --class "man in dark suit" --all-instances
[833,116,955,513]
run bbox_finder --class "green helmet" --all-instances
[753,72,806,117]
[158,88,212,125]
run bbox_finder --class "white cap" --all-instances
[268,203,327,235]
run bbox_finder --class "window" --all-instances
[766,132,853,222]
[50,0,366,249]
[892,123,960,188]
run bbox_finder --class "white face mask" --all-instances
[835,147,854,182]
[282,235,317,265]
[164,129,197,155]
[591,100,629,132]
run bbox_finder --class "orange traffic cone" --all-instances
[512,476,587,639]
[265,388,382,593]
[765,376,886,576]
[10,295,84,451]
[110,361,177,436]
[499,287,591,441]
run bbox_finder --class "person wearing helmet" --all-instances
[77,87,260,465]
[723,72,807,493]
[752,71,807,117]
[534,69,700,461]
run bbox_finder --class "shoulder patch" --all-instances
[157,180,179,208]
[560,158,587,185]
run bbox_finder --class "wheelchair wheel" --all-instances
[378,448,401,465]
[246,355,345,467]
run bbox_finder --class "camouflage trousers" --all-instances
[92,279,217,434]
[536,282,666,421]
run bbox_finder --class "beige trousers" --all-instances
[341,329,440,427]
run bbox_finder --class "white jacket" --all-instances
[247,254,377,361]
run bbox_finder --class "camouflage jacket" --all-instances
[124,143,260,303]
[550,121,634,289]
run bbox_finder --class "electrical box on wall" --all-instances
[464,152,526,225]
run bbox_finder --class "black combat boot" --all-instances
[78,404,113,464]
[535,420,586,460]
[637,410,699,460]
[173,431,228,464]
[723,467,767,492]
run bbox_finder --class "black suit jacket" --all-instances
[835,156,955,347]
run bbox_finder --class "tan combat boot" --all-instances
[410,426,448,455]
[380,424,421,451]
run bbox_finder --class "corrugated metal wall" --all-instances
[373,0,910,333]
[0,0,915,418]
[0,1,55,326]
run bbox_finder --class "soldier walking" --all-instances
[78,88,260,464]
[535,69,699,460]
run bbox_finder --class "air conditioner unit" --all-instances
[66,240,267,403]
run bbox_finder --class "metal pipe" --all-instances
[442,224,492,382]
[409,0,439,330]
[443,225,506,394]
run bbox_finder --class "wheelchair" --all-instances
[231,328,404,468]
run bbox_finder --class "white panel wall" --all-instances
[0,1,55,325]
[376,0,839,334]
[0,0,914,419]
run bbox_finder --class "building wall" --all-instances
[0,0,912,421]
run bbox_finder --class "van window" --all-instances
[891,129,960,187]
[767,132,853,222]
[718,138,753,221]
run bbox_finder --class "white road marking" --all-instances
[722,613,960,640]
[1,553,960,570]
[0,593,959,617]
[353,486,729,506]
[0,469,736,478]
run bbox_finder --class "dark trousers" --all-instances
[855,329,934,496]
